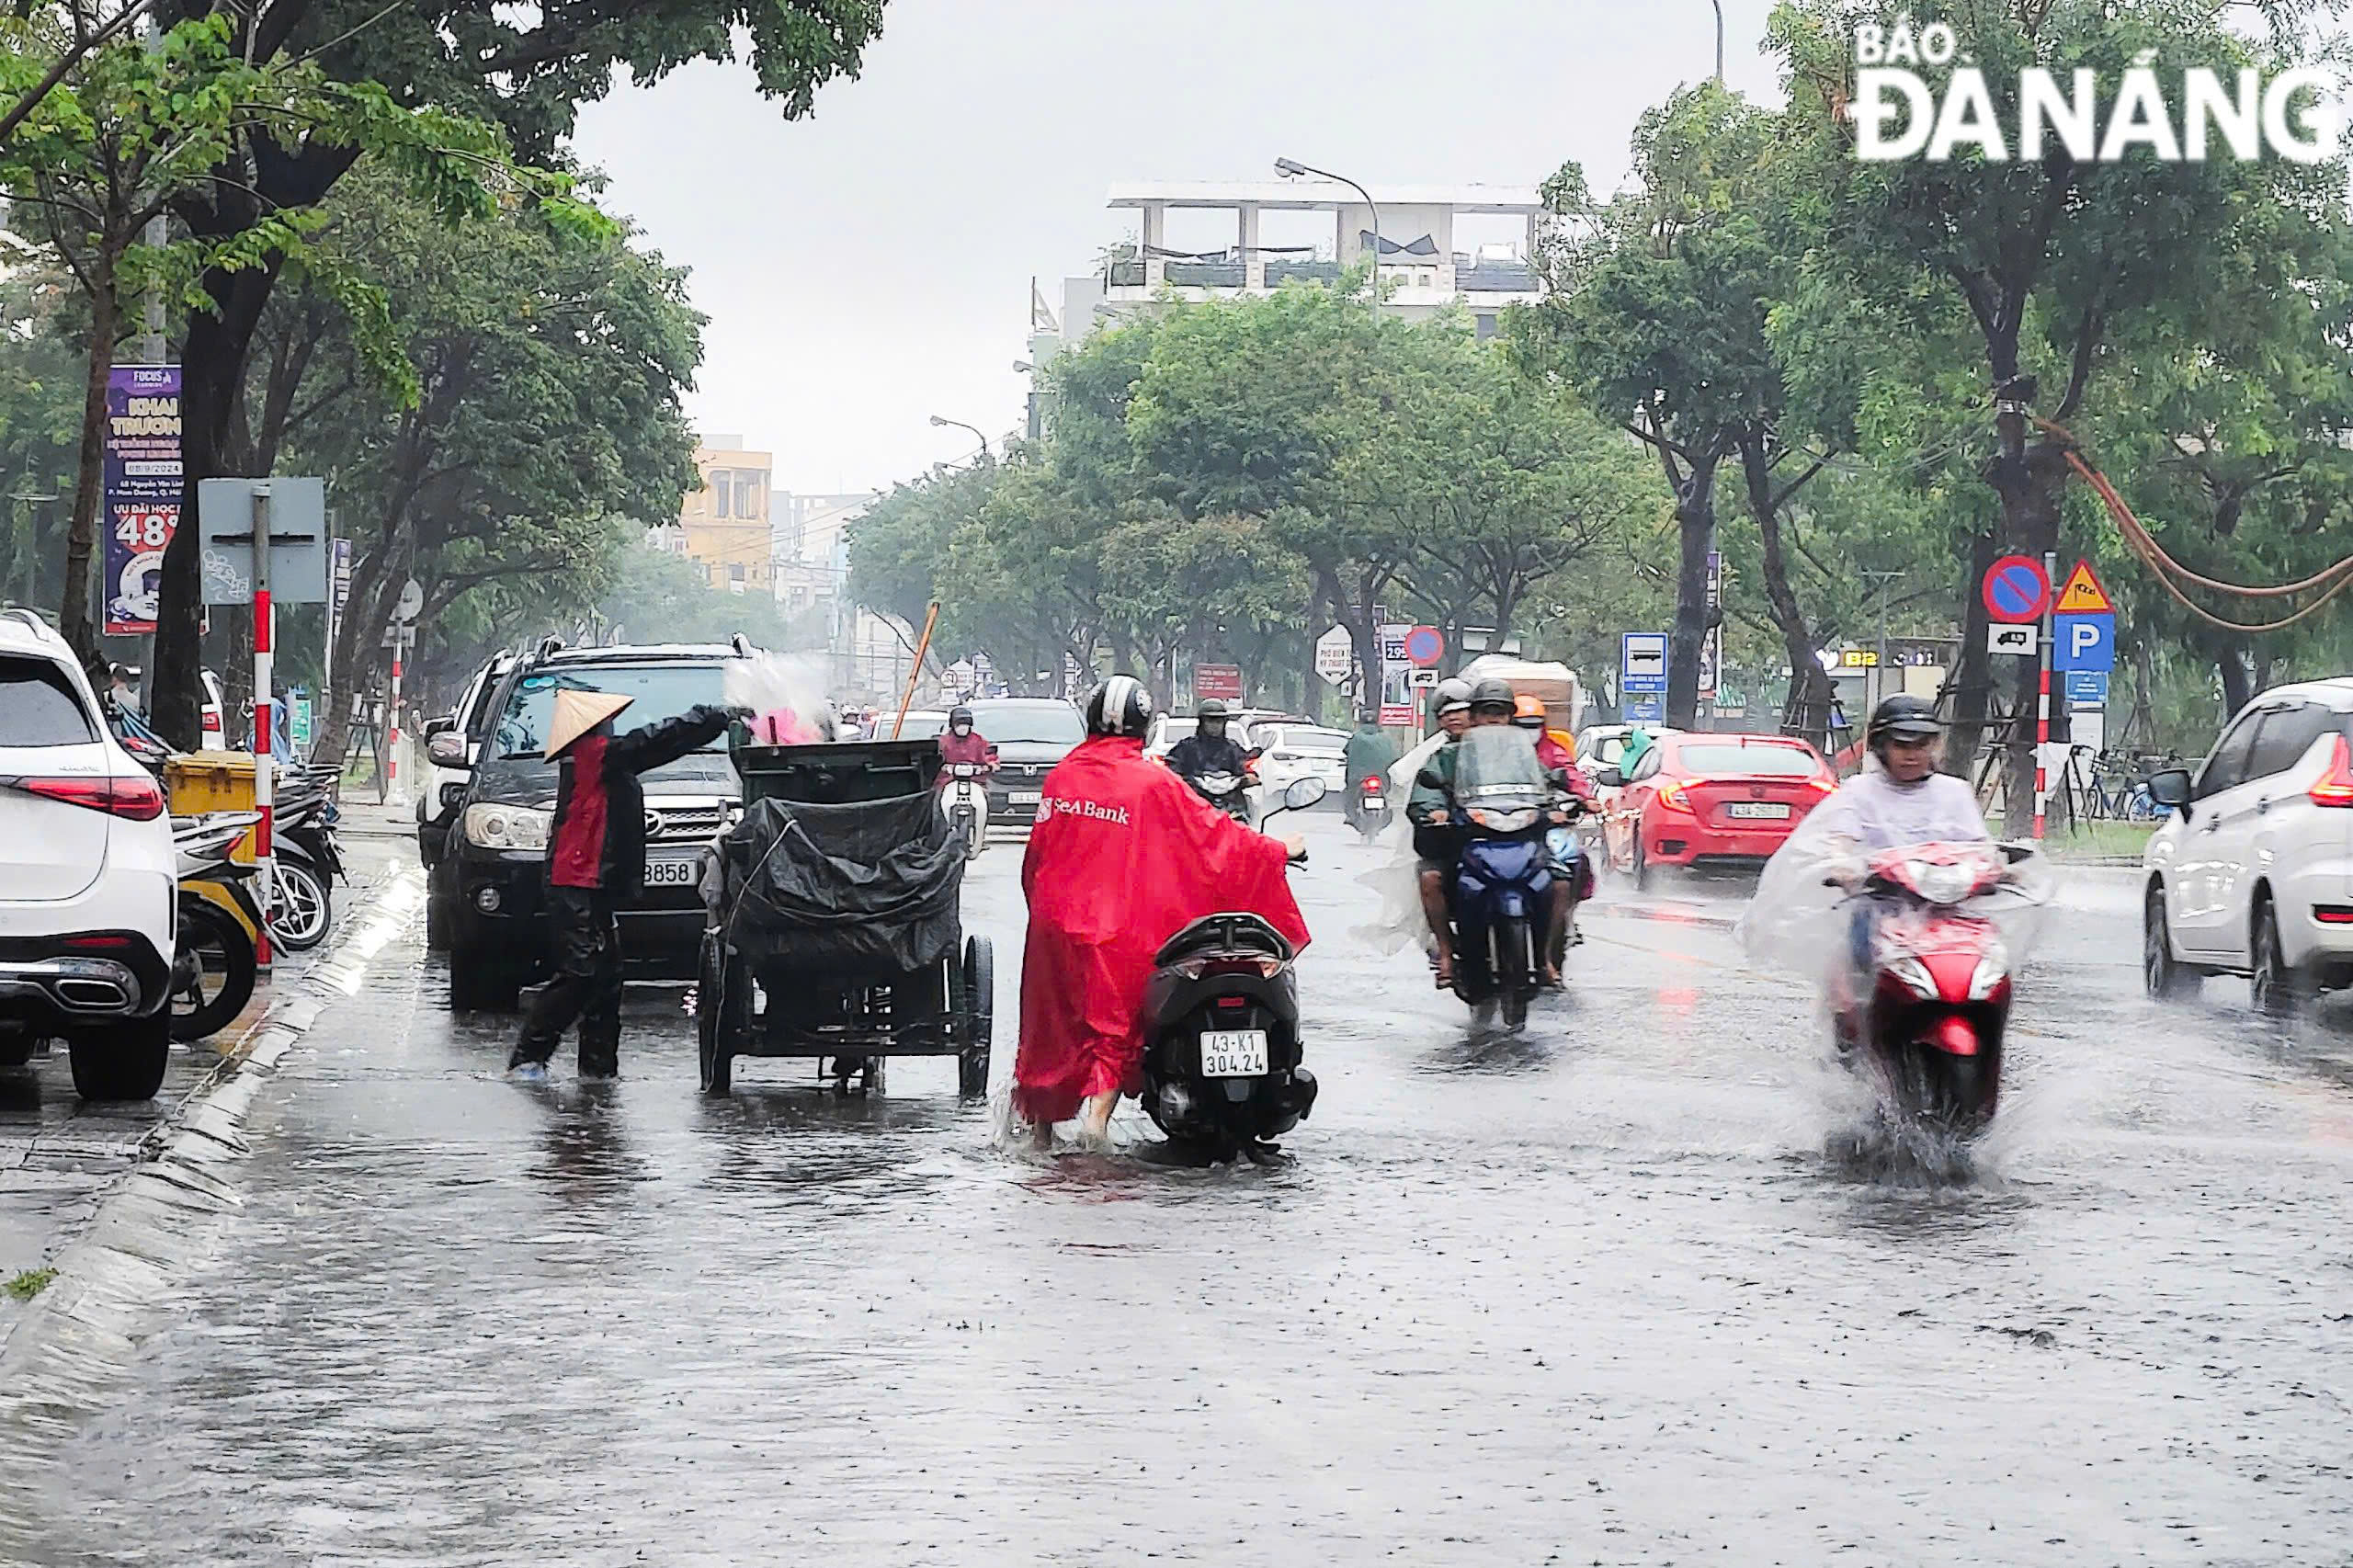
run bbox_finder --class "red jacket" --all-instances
[936,728,995,788]
[1013,734,1308,1126]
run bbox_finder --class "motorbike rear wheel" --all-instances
[265,858,333,951]
[171,898,257,1042]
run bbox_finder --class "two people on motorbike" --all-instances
[1014,677,1310,1151]
[1406,678,1590,990]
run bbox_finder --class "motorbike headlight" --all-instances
[1909,859,1977,906]
[463,803,551,851]
[1884,954,1939,999]
[1468,806,1540,833]
[1967,941,2009,1000]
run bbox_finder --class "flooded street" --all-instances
[13,812,2353,1565]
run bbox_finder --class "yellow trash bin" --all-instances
[165,750,257,816]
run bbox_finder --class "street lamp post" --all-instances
[927,415,990,466]
[1276,156,1381,291]
[1710,0,1724,82]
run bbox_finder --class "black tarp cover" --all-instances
[717,791,964,978]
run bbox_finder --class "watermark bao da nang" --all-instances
[1850,14,2339,165]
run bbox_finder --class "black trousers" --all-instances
[512,887,623,1074]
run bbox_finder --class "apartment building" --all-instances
[676,436,773,595]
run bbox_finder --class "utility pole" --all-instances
[1711,0,1725,82]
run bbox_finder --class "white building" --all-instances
[1034,178,1545,364]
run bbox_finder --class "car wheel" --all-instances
[2251,895,2302,1019]
[2143,885,2197,1002]
[69,1012,170,1101]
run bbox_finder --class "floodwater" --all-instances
[8,813,2351,1565]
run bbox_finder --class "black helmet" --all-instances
[1085,676,1153,738]
[1197,698,1230,720]
[1468,676,1515,712]
[1435,677,1473,716]
[1867,694,1943,749]
[949,705,973,727]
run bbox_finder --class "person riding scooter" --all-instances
[1013,676,1309,1151]
[1166,698,1256,818]
[1808,694,1995,975]
[1515,693,1595,965]
[1341,709,1397,833]
[1411,678,1574,987]
[934,704,995,790]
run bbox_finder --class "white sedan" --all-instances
[1252,723,1349,804]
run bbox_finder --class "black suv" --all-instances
[966,698,1086,826]
[438,641,749,1010]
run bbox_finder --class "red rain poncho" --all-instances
[1013,733,1310,1126]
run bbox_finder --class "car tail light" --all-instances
[2311,734,2353,808]
[4,773,165,821]
[1805,777,1837,796]
[1656,779,1694,813]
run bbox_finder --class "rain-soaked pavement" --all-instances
[6,809,2351,1564]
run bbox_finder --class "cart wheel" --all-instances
[959,935,995,1100]
[697,932,743,1096]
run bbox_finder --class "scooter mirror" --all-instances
[1593,766,1624,789]
[1283,777,1327,811]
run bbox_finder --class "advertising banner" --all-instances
[100,365,182,636]
[1194,663,1244,702]
[1378,623,1416,726]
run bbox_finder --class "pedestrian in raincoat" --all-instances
[509,688,746,1079]
[1013,676,1309,1149]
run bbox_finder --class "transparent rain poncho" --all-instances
[1353,729,1453,953]
[1737,767,2057,982]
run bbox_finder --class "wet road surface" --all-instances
[10,811,2353,1564]
[0,807,414,1295]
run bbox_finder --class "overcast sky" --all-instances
[570,0,1786,496]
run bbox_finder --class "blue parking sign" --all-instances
[2052,612,2115,673]
[2064,670,2109,708]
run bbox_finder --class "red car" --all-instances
[1602,733,1836,887]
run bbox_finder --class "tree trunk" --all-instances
[149,262,281,746]
[2215,635,2256,718]
[1943,529,1998,779]
[1738,433,1832,750]
[1665,451,1723,729]
[58,271,119,674]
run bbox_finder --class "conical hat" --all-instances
[544,689,634,759]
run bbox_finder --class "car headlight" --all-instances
[463,803,551,851]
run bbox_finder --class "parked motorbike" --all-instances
[939,762,990,857]
[265,781,343,951]
[1440,728,1575,1028]
[172,814,263,1041]
[1828,840,2031,1138]
[1347,771,1391,841]
[1139,775,1324,1163]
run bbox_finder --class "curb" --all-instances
[0,864,425,1516]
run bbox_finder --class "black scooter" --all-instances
[1138,775,1325,1164]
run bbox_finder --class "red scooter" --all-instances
[1830,841,2023,1136]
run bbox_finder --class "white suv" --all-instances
[0,609,177,1097]
[2143,679,2353,1014]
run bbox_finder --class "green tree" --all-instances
[143,0,886,744]
[1768,0,2348,826]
